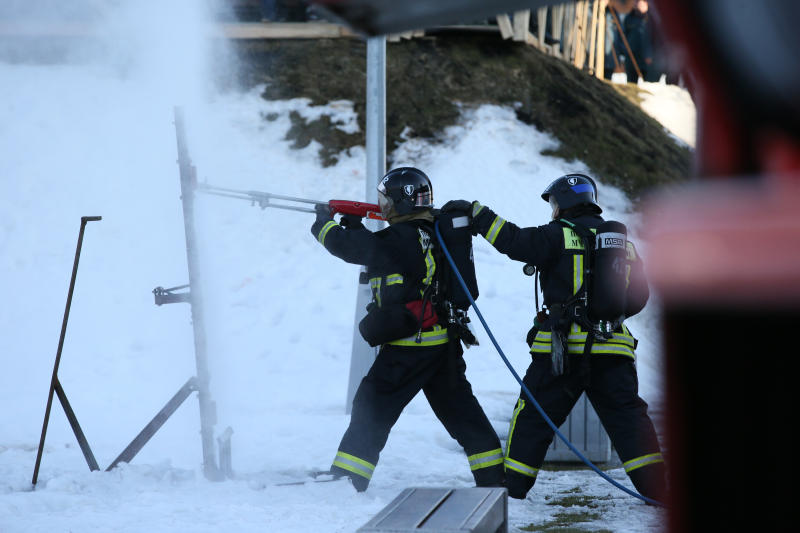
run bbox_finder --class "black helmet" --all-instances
[377,167,434,217]
[541,173,601,214]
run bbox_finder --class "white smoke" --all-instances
[0,0,240,463]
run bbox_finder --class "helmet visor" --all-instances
[549,196,560,219]
[378,190,393,215]
[415,189,432,207]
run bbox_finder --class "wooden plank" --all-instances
[537,7,548,49]
[563,2,576,63]
[588,0,600,74]
[573,1,589,69]
[0,21,357,40]
[496,13,514,40]
[218,22,356,39]
[596,0,608,78]
[551,4,565,58]
[512,10,530,42]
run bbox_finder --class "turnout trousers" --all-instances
[504,354,665,501]
[330,340,504,491]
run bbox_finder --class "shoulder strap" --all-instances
[557,218,595,243]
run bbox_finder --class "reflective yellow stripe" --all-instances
[623,453,664,473]
[529,326,636,359]
[485,216,506,245]
[505,399,525,461]
[386,274,404,286]
[422,244,435,288]
[583,343,635,358]
[467,448,504,471]
[573,254,583,295]
[333,451,375,480]
[567,332,635,346]
[472,202,484,217]
[369,277,382,307]
[626,242,637,260]
[386,325,449,346]
[316,221,337,246]
[504,457,539,478]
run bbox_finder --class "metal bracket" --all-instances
[153,284,191,305]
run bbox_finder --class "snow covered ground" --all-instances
[1,2,693,531]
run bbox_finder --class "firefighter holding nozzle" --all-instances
[310,167,504,492]
[443,173,665,501]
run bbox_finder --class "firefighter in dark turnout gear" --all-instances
[444,173,665,501]
[310,167,504,492]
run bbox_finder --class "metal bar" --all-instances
[173,107,222,481]
[197,183,325,205]
[53,378,100,471]
[346,36,386,414]
[32,215,101,487]
[609,4,642,80]
[106,377,198,471]
[198,189,317,213]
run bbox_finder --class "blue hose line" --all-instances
[434,221,663,507]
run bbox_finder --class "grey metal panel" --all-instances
[545,393,611,463]
[357,487,507,533]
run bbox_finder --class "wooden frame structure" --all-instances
[497,1,610,79]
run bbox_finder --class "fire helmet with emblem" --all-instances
[377,167,434,217]
[541,173,601,214]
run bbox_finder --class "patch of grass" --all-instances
[285,111,362,166]
[547,494,612,509]
[520,510,610,532]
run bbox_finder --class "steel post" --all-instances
[346,36,386,413]
[173,107,222,481]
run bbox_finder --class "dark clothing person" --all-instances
[448,173,665,501]
[623,1,661,82]
[310,168,504,491]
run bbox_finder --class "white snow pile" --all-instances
[1,2,693,532]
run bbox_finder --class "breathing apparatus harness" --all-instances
[526,218,627,375]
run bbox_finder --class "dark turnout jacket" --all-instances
[472,204,648,359]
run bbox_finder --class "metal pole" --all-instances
[106,377,198,471]
[346,36,386,413]
[32,215,101,486]
[173,107,222,481]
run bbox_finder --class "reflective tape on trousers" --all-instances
[467,448,504,471]
[333,451,375,480]
[504,457,539,478]
[623,452,664,473]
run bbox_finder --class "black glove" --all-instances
[441,200,480,236]
[441,200,474,214]
[339,214,364,230]
[314,203,333,223]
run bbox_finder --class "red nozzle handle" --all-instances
[328,200,385,221]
